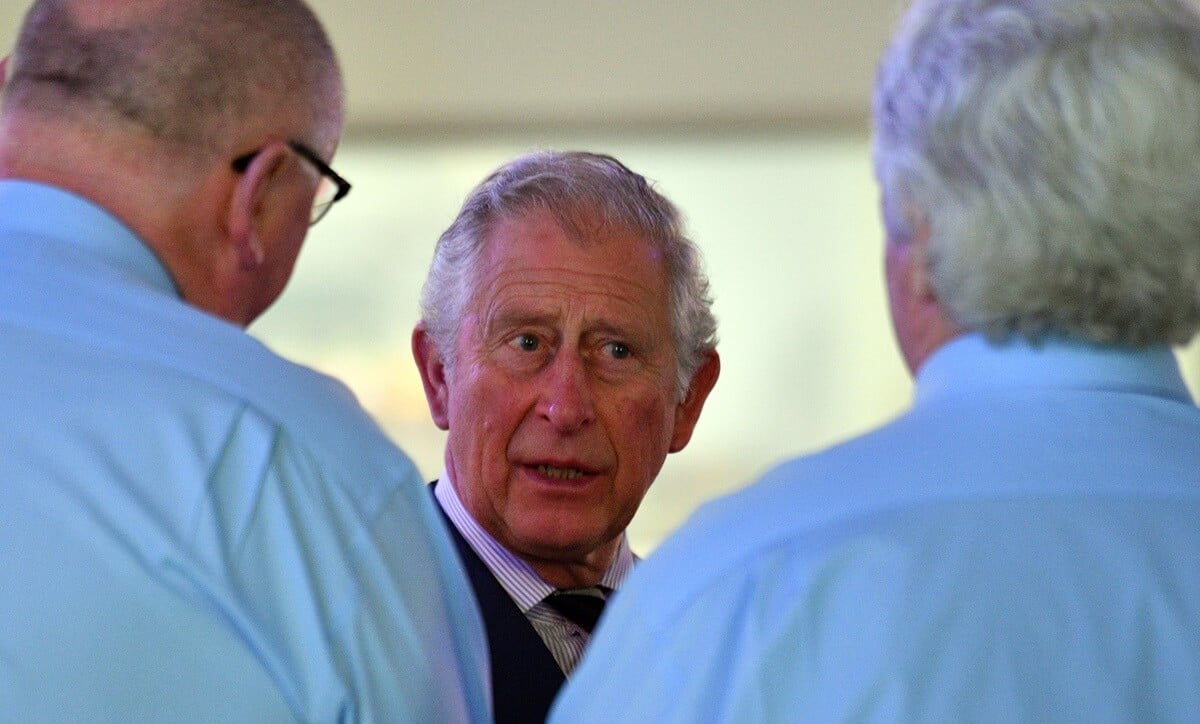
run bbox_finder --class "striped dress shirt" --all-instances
[435,471,635,673]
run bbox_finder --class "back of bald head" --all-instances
[3,0,343,160]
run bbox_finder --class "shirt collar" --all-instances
[915,332,1193,406]
[435,468,635,612]
[0,180,179,297]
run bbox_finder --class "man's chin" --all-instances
[509,520,614,565]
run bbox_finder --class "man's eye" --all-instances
[516,334,540,351]
[605,342,631,359]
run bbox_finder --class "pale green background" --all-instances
[252,134,1200,553]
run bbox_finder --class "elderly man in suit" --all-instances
[412,150,720,724]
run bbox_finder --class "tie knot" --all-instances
[544,588,607,633]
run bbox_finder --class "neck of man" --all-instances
[0,113,264,327]
[523,536,622,590]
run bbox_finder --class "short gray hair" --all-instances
[420,150,718,397]
[873,0,1200,346]
[4,0,341,152]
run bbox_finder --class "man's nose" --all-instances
[538,350,595,432]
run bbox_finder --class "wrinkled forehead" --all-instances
[471,208,670,313]
[493,196,665,248]
[483,206,667,269]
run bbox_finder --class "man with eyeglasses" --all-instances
[0,1,489,721]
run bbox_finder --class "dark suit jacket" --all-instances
[431,482,566,724]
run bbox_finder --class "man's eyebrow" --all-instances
[483,307,557,332]
[583,321,637,339]
[582,320,664,351]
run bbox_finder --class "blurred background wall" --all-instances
[3,2,1197,551]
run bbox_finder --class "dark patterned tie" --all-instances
[545,589,607,633]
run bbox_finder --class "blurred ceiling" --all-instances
[0,1,903,137]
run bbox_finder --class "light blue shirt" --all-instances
[0,181,491,723]
[552,334,1200,723]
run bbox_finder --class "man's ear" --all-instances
[226,142,290,270]
[668,348,720,453]
[907,219,937,302]
[887,214,961,374]
[412,323,451,430]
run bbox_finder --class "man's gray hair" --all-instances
[873,0,1200,346]
[4,0,341,153]
[420,150,718,398]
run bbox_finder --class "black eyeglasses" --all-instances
[231,140,351,225]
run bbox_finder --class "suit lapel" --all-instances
[430,482,566,724]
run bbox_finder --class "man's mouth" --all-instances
[536,464,585,480]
